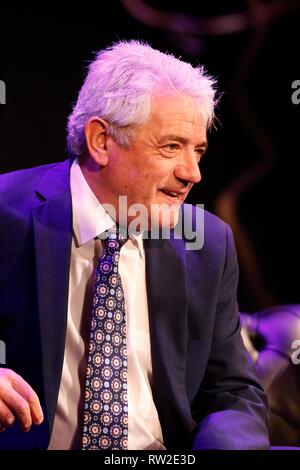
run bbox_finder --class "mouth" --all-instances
[159,189,185,203]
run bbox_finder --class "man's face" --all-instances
[100,94,208,229]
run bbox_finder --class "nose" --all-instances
[174,152,201,186]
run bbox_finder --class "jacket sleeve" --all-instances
[191,225,270,450]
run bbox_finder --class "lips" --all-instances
[159,188,187,203]
[161,189,180,198]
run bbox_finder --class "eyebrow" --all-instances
[159,134,208,151]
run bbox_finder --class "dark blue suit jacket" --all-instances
[0,158,269,449]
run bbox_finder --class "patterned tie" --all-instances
[82,226,128,450]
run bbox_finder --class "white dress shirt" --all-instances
[48,159,164,450]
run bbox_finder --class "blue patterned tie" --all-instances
[82,226,128,450]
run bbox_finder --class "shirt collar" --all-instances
[129,231,144,260]
[70,158,115,246]
[70,158,144,258]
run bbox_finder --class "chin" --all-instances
[149,203,180,231]
[126,201,181,236]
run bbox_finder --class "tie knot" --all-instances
[103,225,127,252]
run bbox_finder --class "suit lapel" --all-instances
[32,159,73,428]
[144,235,191,447]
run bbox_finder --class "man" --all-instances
[0,40,269,450]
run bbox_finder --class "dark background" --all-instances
[0,1,299,311]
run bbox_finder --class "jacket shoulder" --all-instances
[181,203,230,244]
[0,160,70,209]
[179,204,236,275]
[0,162,57,197]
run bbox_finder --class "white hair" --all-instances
[67,40,217,155]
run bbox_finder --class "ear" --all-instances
[84,117,109,167]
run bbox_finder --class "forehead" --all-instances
[149,93,207,132]
[131,94,208,148]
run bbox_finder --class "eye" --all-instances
[163,143,180,152]
[195,148,206,162]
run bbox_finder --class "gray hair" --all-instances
[67,40,217,155]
